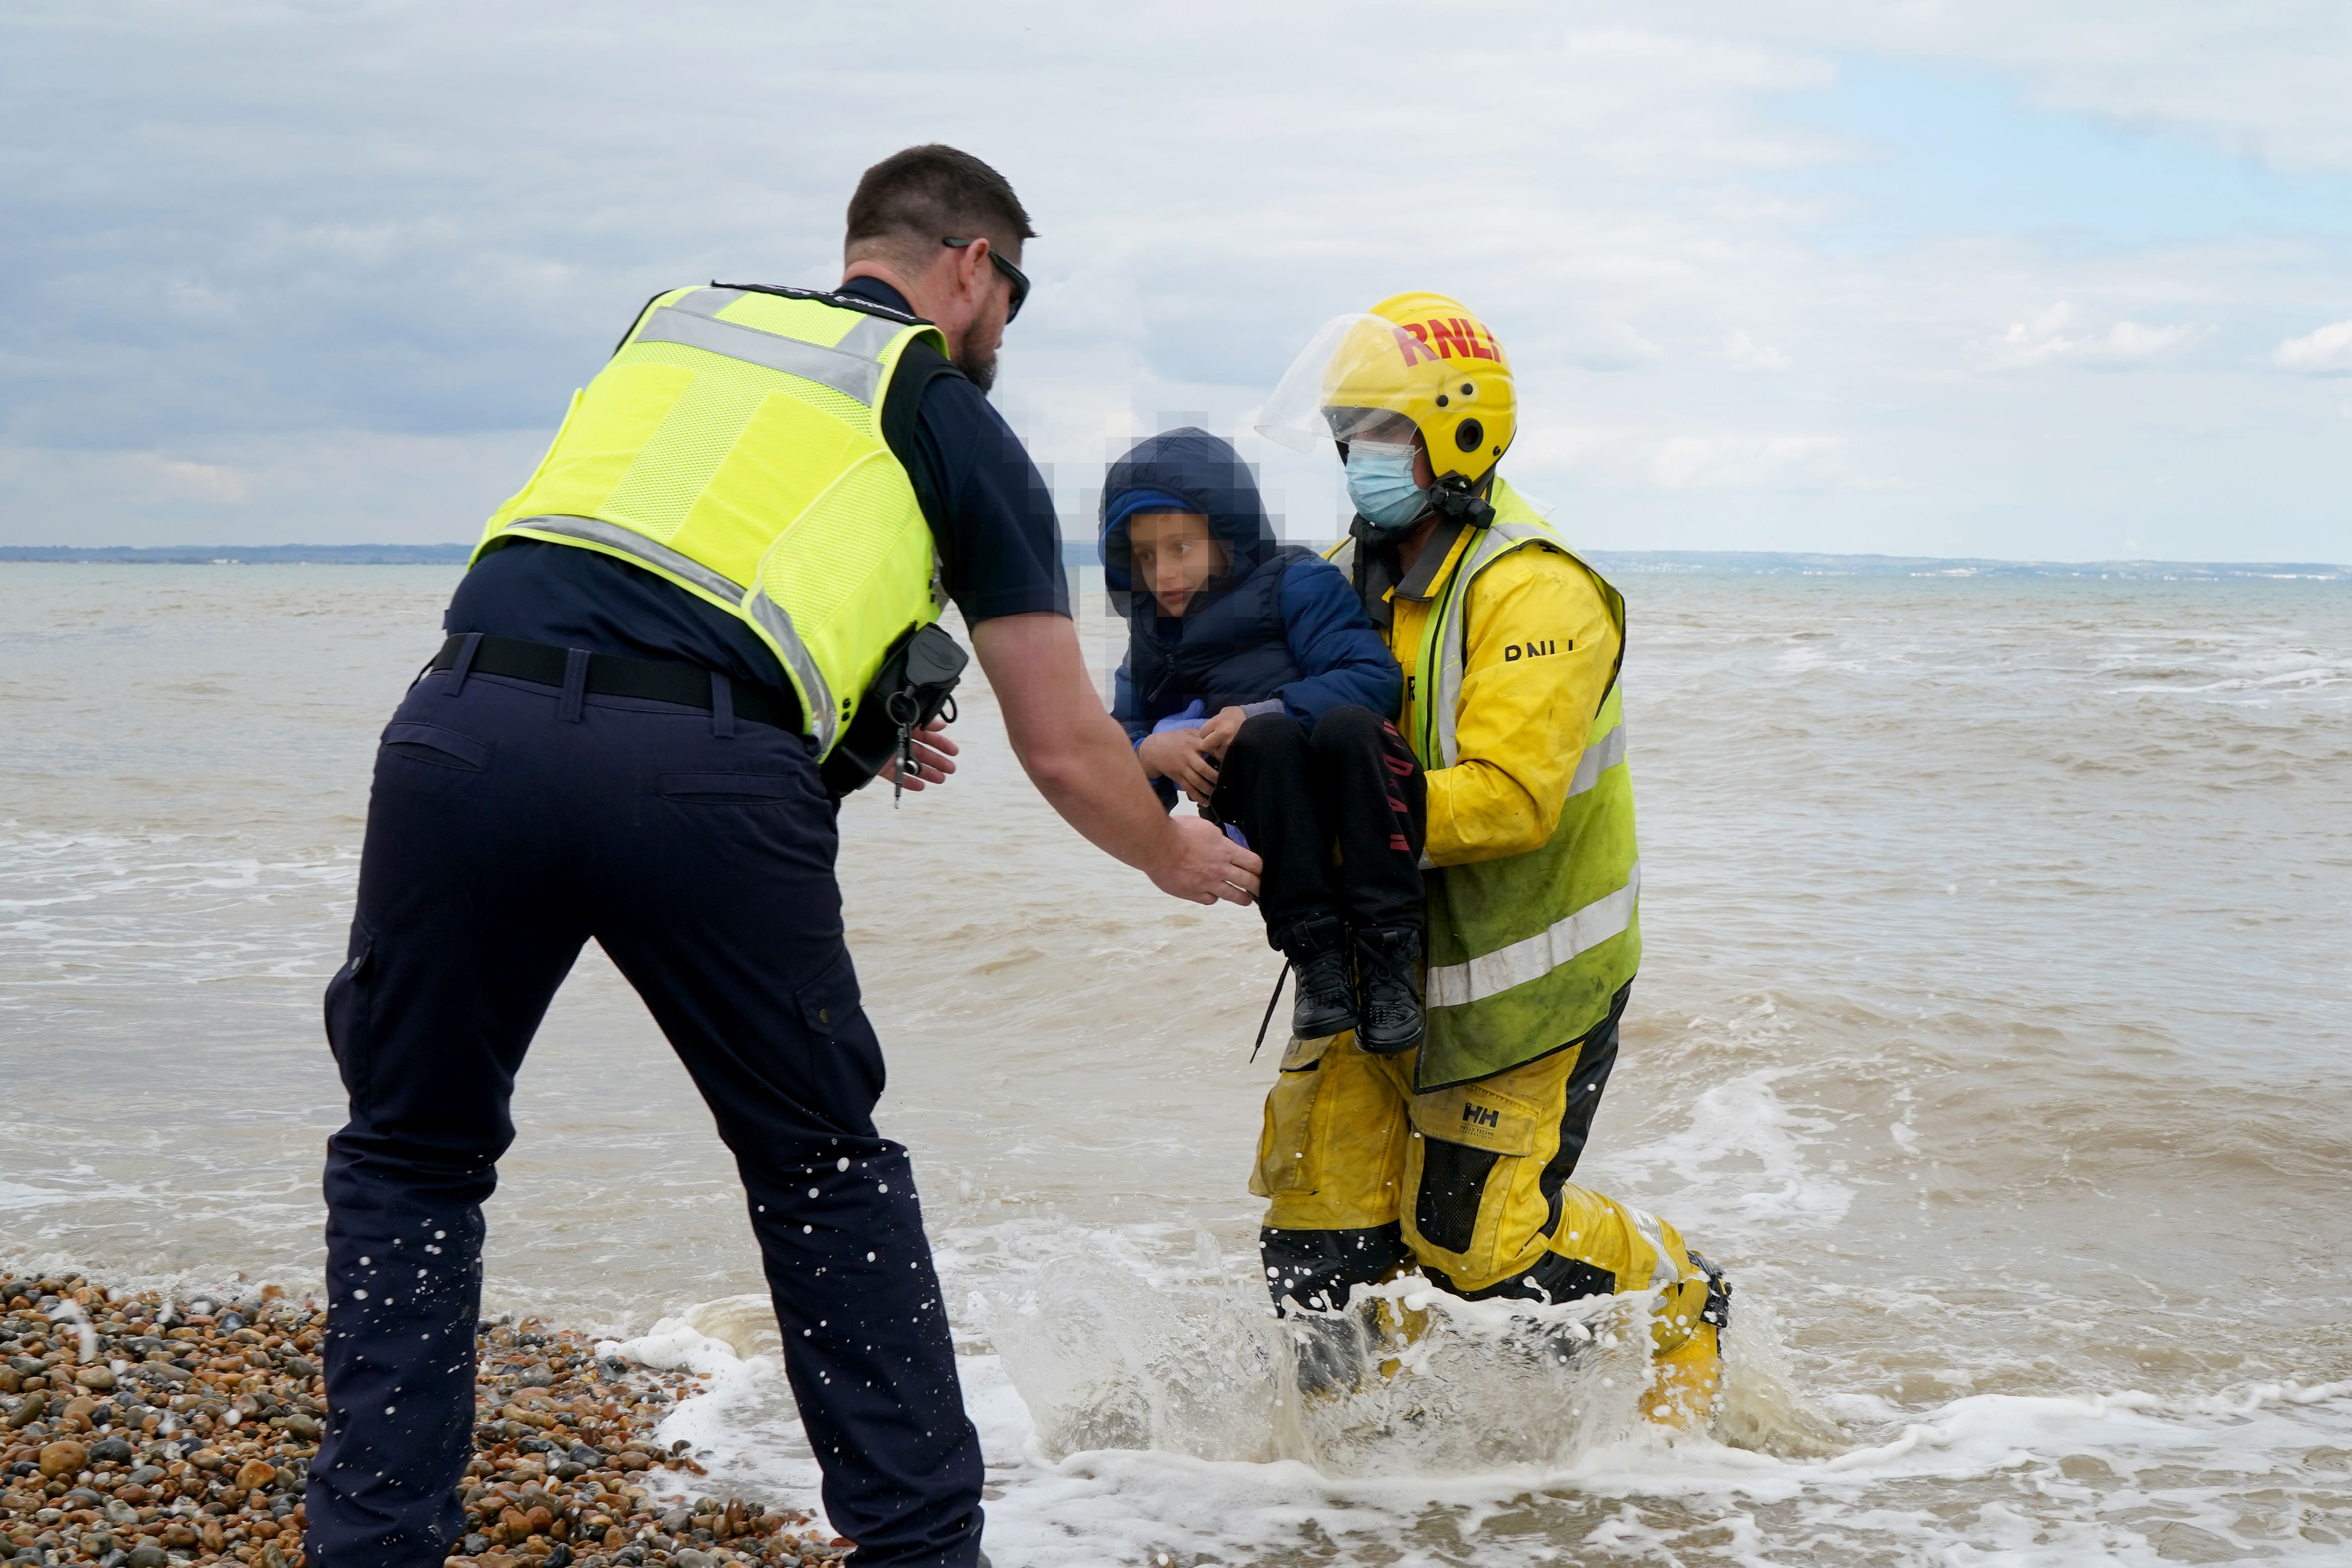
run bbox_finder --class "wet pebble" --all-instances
[4,1271,844,1567]
[36,1441,87,1479]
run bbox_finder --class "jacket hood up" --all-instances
[1098,427,1278,618]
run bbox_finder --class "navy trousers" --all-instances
[312,662,983,1567]
[1209,704,1426,943]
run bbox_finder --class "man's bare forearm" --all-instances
[975,614,1180,865]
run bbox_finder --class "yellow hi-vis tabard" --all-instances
[1331,478,1639,1089]
[474,285,951,758]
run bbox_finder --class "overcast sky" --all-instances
[5,1,2349,560]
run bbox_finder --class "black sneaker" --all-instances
[1352,926,1425,1055]
[1275,914,1358,1039]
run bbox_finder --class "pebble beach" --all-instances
[0,1273,848,1568]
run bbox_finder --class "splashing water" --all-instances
[979,1245,1839,1480]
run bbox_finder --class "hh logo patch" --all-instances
[1413,1086,1537,1155]
[1503,639,1566,662]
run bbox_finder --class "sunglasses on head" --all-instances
[942,237,1029,322]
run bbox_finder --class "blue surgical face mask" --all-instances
[1344,441,1428,531]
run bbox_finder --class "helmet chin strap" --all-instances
[1429,473,1497,530]
[1349,509,1422,547]
[1348,473,1496,548]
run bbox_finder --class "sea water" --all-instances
[4,563,2348,1564]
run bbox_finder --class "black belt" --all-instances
[427,634,803,733]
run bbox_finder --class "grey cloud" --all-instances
[2,0,2347,558]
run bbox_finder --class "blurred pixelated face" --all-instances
[1126,511,1224,617]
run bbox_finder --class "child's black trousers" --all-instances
[1210,703,1427,943]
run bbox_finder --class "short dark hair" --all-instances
[844,144,1035,264]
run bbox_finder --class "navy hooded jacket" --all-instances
[1100,428,1399,749]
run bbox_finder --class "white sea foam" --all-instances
[1598,1062,1856,1238]
[0,1179,76,1213]
[611,1283,2352,1566]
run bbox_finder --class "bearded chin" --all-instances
[955,347,997,395]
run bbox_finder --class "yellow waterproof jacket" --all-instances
[1392,534,1621,866]
[1332,481,1639,1087]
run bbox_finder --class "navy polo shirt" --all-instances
[445,277,1070,693]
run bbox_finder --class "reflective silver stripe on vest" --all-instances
[1431,521,1554,768]
[500,514,836,751]
[666,289,904,363]
[634,305,884,404]
[830,313,904,360]
[666,287,747,319]
[1567,719,1628,798]
[1423,859,1641,1009]
[1413,722,1618,865]
[504,514,745,604]
[744,591,840,755]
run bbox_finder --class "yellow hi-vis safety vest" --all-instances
[1331,478,1640,1090]
[473,285,950,758]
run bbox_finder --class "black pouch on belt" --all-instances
[819,621,969,799]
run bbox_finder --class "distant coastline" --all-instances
[1576,551,2349,582]
[2,541,2343,581]
[0,543,473,565]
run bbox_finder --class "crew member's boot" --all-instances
[1352,925,1425,1055]
[1276,914,1357,1040]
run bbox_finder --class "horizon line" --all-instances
[2,542,2345,576]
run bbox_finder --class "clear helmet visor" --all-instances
[1255,312,1455,455]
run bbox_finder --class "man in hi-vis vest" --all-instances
[312,146,1257,1568]
[1249,296,1679,1372]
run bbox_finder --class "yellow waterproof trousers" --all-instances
[1251,1026,1726,1381]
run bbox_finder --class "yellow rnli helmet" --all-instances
[1259,293,1516,486]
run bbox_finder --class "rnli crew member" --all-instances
[1249,295,1670,1357]
[312,145,1259,1568]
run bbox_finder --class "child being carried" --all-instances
[1102,427,1427,1051]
